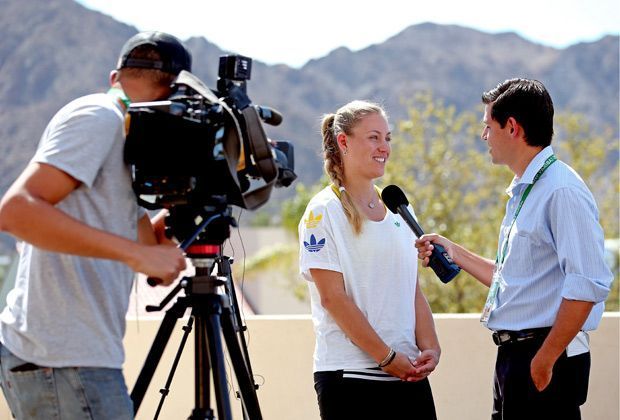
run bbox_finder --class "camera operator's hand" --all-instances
[127,244,186,286]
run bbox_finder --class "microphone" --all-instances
[381,185,460,284]
[254,105,283,126]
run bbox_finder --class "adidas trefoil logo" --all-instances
[304,211,323,229]
[304,234,326,253]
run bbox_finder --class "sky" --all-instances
[77,0,619,68]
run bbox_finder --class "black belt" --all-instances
[492,327,551,346]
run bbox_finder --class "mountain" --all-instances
[0,0,618,252]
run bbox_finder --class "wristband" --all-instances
[378,348,396,368]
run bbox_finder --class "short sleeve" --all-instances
[298,203,342,281]
[33,98,122,188]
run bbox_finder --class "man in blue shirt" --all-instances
[415,78,612,420]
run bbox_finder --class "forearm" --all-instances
[537,299,594,362]
[323,295,391,364]
[451,242,495,287]
[0,192,140,265]
[415,283,440,355]
[150,210,175,245]
[417,234,495,287]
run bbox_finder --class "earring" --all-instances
[343,148,347,156]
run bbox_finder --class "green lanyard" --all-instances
[107,87,131,111]
[496,154,557,266]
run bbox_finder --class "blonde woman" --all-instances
[299,100,440,419]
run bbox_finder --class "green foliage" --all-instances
[383,93,511,312]
[553,114,619,239]
[248,211,272,227]
[232,181,330,303]
[280,179,330,237]
[383,94,619,312]
[253,94,619,313]
[236,242,308,301]
[553,114,619,311]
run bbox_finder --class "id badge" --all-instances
[480,268,502,325]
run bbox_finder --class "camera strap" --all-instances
[241,106,277,183]
[174,70,278,209]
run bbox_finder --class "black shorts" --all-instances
[314,370,437,420]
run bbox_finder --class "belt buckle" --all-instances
[493,331,511,346]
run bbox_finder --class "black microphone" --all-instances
[381,184,460,284]
[254,105,283,126]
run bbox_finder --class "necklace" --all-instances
[332,184,380,209]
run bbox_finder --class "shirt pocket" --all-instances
[502,232,535,278]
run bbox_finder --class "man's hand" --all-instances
[415,233,455,267]
[127,244,186,286]
[415,233,495,287]
[530,351,556,391]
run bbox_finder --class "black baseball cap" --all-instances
[117,31,192,75]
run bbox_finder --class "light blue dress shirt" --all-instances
[487,146,613,332]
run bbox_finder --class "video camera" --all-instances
[124,55,297,222]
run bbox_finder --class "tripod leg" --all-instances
[217,256,262,419]
[153,316,194,420]
[219,257,257,382]
[197,296,233,420]
[220,308,263,420]
[131,297,188,415]
[190,315,214,420]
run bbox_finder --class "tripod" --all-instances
[130,209,262,419]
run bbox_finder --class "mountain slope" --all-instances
[0,0,617,252]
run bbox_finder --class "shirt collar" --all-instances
[506,145,554,197]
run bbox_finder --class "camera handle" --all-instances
[147,211,234,286]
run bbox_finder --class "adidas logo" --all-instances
[304,211,323,229]
[304,234,326,253]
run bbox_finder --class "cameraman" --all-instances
[0,32,189,419]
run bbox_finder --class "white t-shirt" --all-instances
[299,186,421,373]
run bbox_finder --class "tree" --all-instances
[384,94,618,312]
[242,94,619,313]
[383,94,619,312]
[553,114,619,311]
[232,181,327,303]
[383,93,509,312]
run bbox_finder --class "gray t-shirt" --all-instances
[0,93,142,368]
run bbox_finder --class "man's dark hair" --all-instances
[482,78,554,147]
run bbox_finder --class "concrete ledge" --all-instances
[0,314,617,419]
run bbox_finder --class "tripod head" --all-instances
[165,194,236,247]
[146,195,238,287]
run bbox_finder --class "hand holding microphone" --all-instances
[381,185,460,284]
